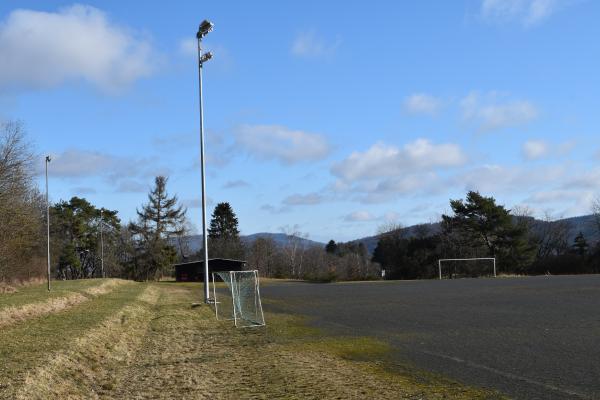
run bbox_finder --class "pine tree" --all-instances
[208,202,240,240]
[572,231,588,256]
[128,176,186,280]
[325,240,338,254]
[136,176,186,239]
[207,202,244,259]
[441,191,535,274]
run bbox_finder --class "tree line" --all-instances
[2,121,600,285]
[373,191,600,279]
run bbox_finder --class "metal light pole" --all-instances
[45,156,51,291]
[197,20,214,303]
[100,209,105,278]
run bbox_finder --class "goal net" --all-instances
[438,258,496,279]
[212,270,265,328]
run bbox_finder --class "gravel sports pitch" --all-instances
[261,275,600,400]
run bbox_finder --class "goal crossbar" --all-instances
[438,258,496,279]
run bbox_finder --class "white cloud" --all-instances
[44,149,171,192]
[260,204,290,214]
[344,211,376,222]
[283,193,324,206]
[49,149,127,178]
[560,167,600,190]
[481,0,563,26]
[0,5,156,92]
[291,30,341,58]
[222,180,250,189]
[403,94,442,115]
[235,124,330,164]
[461,92,538,132]
[179,38,196,57]
[522,140,549,160]
[71,186,97,195]
[331,139,466,182]
[454,163,567,194]
[115,180,147,193]
[522,139,575,160]
[182,197,214,209]
[524,189,580,204]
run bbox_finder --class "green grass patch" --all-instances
[0,280,142,396]
[0,279,107,310]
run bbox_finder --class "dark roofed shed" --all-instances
[174,258,246,282]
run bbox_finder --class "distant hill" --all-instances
[350,214,599,255]
[242,232,325,248]
[171,214,598,258]
[169,233,325,257]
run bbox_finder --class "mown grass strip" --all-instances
[0,280,143,398]
[16,285,160,399]
[0,279,128,329]
[0,279,104,310]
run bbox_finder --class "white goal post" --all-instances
[211,270,265,328]
[438,258,496,280]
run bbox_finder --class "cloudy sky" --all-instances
[1,1,598,242]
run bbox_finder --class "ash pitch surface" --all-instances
[261,275,600,400]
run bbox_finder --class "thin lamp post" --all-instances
[196,20,214,303]
[45,156,51,291]
[100,209,105,278]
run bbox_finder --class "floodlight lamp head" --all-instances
[46,155,51,162]
[197,20,214,39]
[199,51,213,64]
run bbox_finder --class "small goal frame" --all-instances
[211,270,265,328]
[437,258,496,280]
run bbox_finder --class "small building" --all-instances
[173,258,246,282]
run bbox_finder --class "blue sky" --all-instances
[1,1,599,242]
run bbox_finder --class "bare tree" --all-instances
[534,212,572,259]
[591,198,600,238]
[247,237,277,277]
[281,225,308,278]
[0,121,44,283]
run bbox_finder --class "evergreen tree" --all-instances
[572,231,588,256]
[441,191,534,273]
[136,176,186,239]
[51,197,120,279]
[208,202,240,240]
[128,176,185,280]
[325,240,338,254]
[207,202,244,259]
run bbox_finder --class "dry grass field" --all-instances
[0,279,505,399]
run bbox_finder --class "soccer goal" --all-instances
[438,258,496,280]
[212,270,265,328]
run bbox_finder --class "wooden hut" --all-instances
[173,258,246,282]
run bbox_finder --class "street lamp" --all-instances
[45,155,51,291]
[100,209,105,278]
[197,20,213,303]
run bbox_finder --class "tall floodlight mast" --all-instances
[196,19,214,303]
[100,209,105,278]
[45,155,51,291]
